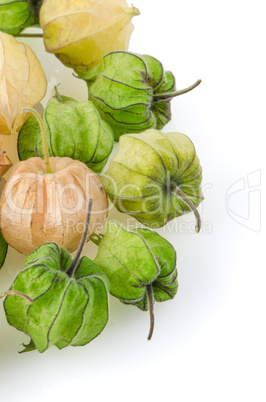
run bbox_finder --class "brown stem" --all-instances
[67,199,93,277]
[147,284,155,341]
[0,290,33,303]
[172,184,201,233]
[153,79,202,102]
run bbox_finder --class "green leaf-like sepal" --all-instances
[95,221,178,338]
[102,129,203,230]
[77,51,200,141]
[17,90,114,173]
[4,242,109,353]
[0,0,39,35]
[0,228,8,269]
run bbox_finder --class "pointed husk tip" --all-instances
[131,5,140,16]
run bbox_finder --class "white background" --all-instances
[1,0,265,401]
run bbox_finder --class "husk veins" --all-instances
[18,89,114,173]
[3,201,109,353]
[95,221,178,340]
[77,51,201,140]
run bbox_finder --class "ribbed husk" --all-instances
[0,32,47,136]
[0,156,108,255]
[39,0,140,70]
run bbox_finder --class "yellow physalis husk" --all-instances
[0,32,47,136]
[40,0,140,71]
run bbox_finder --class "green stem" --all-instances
[22,107,53,174]
[147,284,155,341]
[89,233,104,246]
[172,184,201,233]
[0,290,33,303]
[66,199,93,277]
[53,85,63,101]
[153,79,202,101]
[130,6,140,17]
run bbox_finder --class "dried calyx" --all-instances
[0,140,12,178]
[0,108,108,255]
[0,31,47,176]
[39,0,140,70]
[0,32,47,136]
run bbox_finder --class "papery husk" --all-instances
[0,156,108,255]
[0,0,39,35]
[79,51,201,140]
[0,138,12,178]
[0,32,47,136]
[102,129,203,230]
[17,90,114,173]
[39,0,140,70]
[95,221,178,340]
[0,175,6,195]
[4,242,109,352]
[0,154,12,178]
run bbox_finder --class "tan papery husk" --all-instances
[0,143,12,179]
[0,157,108,255]
[0,32,47,136]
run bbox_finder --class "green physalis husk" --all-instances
[4,242,109,353]
[17,88,114,173]
[101,128,203,231]
[0,0,40,35]
[0,228,8,269]
[77,51,201,141]
[94,221,178,340]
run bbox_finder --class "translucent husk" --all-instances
[40,0,140,70]
[0,32,47,174]
[0,32,47,136]
[0,110,108,255]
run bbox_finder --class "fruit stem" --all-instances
[153,79,202,101]
[0,290,33,303]
[67,199,93,277]
[53,85,63,101]
[22,107,53,174]
[14,34,43,38]
[89,233,104,247]
[147,284,155,341]
[171,184,201,233]
[129,5,140,17]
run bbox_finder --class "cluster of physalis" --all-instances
[0,105,202,353]
[0,0,204,353]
